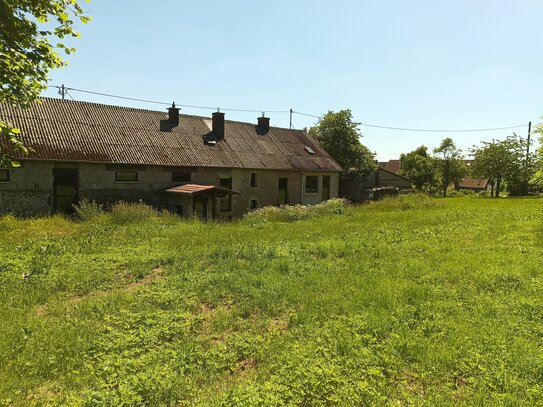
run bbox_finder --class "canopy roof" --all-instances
[165,184,240,195]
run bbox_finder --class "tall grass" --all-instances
[243,198,350,223]
[369,193,443,211]
[0,197,542,405]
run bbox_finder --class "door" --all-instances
[193,196,208,220]
[278,177,288,204]
[322,175,331,201]
[53,168,79,214]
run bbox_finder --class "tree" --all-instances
[471,135,533,197]
[399,146,439,192]
[531,117,543,190]
[433,138,467,197]
[0,0,90,166]
[308,110,377,179]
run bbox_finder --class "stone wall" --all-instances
[0,161,54,216]
[0,190,51,217]
[0,160,340,218]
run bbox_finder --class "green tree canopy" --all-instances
[471,134,533,197]
[532,118,543,189]
[399,145,438,192]
[433,137,467,197]
[308,110,377,179]
[0,0,90,166]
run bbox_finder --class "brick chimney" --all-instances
[212,111,225,140]
[168,102,179,127]
[257,115,270,135]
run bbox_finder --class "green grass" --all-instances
[0,196,542,406]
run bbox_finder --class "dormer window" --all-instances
[304,146,315,155]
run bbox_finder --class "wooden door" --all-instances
[53,168,79,214]
[278,177,288,204]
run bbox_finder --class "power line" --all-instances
[293,110,527,133]
[358,123,527,133]
[293,110,320,119]
[51,86,530,134]
[53,86,289,114]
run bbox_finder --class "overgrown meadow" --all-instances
[0,196,542,406]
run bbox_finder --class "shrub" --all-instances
[73,200,104,221]
[448,189,476,197]
[477,189,491,197]
[243,198,350,224]
[110,201,158,224]
[0,214,17,231]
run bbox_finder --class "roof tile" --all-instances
[1,98,341,172]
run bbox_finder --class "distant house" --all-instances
[373,166,413,189]
[380,158,491,192]
[460,160,491,192]
[339,165,413,203]
[378,160,401,175]
[0,98,342,218]
[457,177,490,191]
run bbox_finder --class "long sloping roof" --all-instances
[0,98,341,172]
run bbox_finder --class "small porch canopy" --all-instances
[165,184,239,219]
[165,184,240,196]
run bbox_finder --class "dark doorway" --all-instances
[174,205,183,217]
[193,196,208,220]
[53,168,79,214]
[322,175,331,201]
[278,177,288,204]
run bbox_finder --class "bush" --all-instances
[477,189,491,197]
[243,198,350,224]
[371,194,442,211]
[73,200,104,221]
[0,214,17,232]
[110,201,158,224]
[448,189,476,197]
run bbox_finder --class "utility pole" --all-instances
[289,108,293,129]
[526,121,532,163]
[58,84,67,100]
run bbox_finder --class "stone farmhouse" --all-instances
[0,98,341,218]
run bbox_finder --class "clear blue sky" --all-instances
[41,0,543,160]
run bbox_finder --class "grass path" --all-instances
[0,197,542,406]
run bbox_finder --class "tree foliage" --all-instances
[0,0,90,166]
[399,146,438,192]
[532,118,543,189]
[309,110,377,179]
[433,138,467,197]
[471,135,533,197]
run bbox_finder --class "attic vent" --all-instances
[304,146,315,155]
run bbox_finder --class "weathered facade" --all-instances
[0,98,341,218]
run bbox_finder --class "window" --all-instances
[219,177,232,211]
[304,146,315,155]
[172,171,191,183]
[0,169,10,182]
[250,199,258,210]
[305,175,319,193]
[250,173,257,188]
[115,170,138,182]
